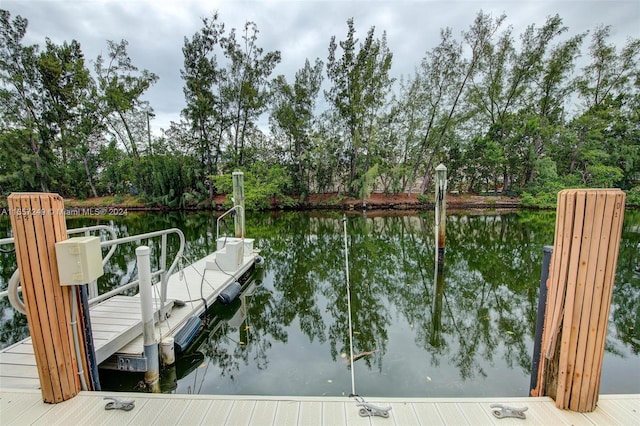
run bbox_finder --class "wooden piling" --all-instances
[232,171,245,238]
[7,193,84,402]
[435,164,447,263]
[430,260,445,347]
[532,189,625,412]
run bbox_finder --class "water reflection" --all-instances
[0,210,638,396]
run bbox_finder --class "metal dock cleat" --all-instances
[490,403,528,419]
[104,396,135,411]
[353,395,392,418]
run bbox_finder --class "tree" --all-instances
[1,11,103,196]
[222,21,281,167]
[562,29,640,189]
[0,10,49,191]
[400,12,506,195]
[95,39,158,160]
[467,14,571,191]
[325,18,393,196]
[576,25,640,109]
[270,58,323,195]
[182,13,281,194]
[38,38,97,196]
[181,12,228,196]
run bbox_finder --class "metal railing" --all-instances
[0,225,185,312]
[216,205,243,242]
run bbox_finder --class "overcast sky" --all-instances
[3,0,639,134]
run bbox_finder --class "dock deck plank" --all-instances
[411,402,442,425]
[175,399,213,425]
[200,398,234,425]
[251,399,279,426]
[0,389,638,425]
[273,400,300,425]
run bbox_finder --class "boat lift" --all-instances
[0,210,259,391]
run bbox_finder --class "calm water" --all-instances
[1,209,639,397]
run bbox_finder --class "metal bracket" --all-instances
[159,302,173,321]
[117,355,148,372]
[490,403,528,419]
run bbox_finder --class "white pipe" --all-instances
[6,270,25,314]
[136,246,159,391]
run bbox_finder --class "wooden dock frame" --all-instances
[7,193,94,403]
[532,189,626,412]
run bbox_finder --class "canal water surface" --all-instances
[1,210,638,397]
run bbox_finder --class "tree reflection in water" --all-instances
[0,210,638,396]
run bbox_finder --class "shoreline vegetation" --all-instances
[1,10,638,217]
[22,193,523,213]
[3,191,637,215]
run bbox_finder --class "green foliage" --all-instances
[359,164,379,202]
[270,58,324,194]
[213,165,296,211]
[625,186,640,207]
[211,174,233,195]
[326,18,393,197]
[181,12,281,189]
[417,194,431,204]
[1,9,638,210]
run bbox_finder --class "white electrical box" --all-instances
[55,236,104,285]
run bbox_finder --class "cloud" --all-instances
[3,0,638,134]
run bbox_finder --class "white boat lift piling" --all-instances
[232,171,246,238]
[136,246,160,392]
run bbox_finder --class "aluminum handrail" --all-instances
[0,225,118,300]
[216,205,243,241]
[0,226,185,309]
[99,228,185,304]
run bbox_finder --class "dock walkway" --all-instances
[0,389,638,425]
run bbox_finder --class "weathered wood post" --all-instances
[7,193,92,402]
[431,164,447,347]
[232,171,245,238]
[532,189,625,412]
[430,262,445,348]
[434,164,447,264]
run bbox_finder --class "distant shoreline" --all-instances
[54,193,523,212]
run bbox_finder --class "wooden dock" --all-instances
[0,249,257,389]
[0,389,638,425]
